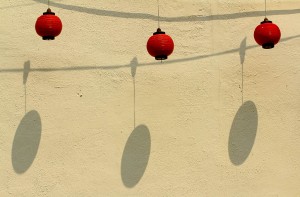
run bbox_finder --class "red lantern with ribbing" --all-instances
[147,28,174,60]
[254,18,281,49]
[35,8,62,40]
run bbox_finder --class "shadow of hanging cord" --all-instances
[0,34,299,73]
[32,0,300,22]
[23,61,30,114]
[0,3,37,10]
[130,57,138,128]
[239,38,247,104]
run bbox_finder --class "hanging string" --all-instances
[158,0,162,63]
[48,0,50,9]
[157,0,160,28]
[264,0,267,18]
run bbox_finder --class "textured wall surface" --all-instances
[0,0,300,196]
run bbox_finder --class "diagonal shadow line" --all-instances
[0,34,299,73]
[0,3,37,10]
[32,0,300,22]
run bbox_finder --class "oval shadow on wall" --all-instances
[228,101,258,165]
[12,110,42,174]
[121,124,151,188]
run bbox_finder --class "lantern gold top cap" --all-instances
[43,8,55,15]
[261,17,272,24]
[153,28,165,35]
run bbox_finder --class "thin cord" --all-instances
[48,0,50,8]
[265,0,267,18]
[157,0,160,28]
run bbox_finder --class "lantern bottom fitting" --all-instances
[155,55,168,60]
[262,43,274,49]
[42,36,55,40]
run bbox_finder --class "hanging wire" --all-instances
[48,0,50,8]
[157,0,160,28]
[264,0,267,18]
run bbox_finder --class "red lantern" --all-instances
[35,8,62,40]
[147,28,174,60]
[254,18,281,49]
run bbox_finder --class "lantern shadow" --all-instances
[121,124,151,188]
[228,101,258,166]
[12,110,42,174]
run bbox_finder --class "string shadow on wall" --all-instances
[130,57,138,128]
[0,3,36,10]
[23,60,30,113]
[239,37,246,104]
[121,124,151,188]
[121,58,151,188]
[11,61,42,174]
[0,34,299,74]
[31,0,300,22]
[228,101,258,166]
[228,39,257,166]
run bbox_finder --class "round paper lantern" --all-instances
[254,18,281,49]
[147,28,174,60]
[35,8,62,40]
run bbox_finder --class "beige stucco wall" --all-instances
[1,0,300,196]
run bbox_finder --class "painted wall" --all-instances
[1,0,300,196]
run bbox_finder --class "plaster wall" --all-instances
[0,0,300,196]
